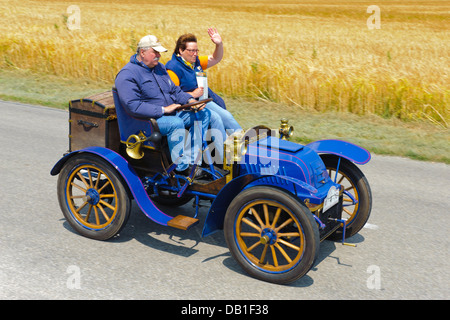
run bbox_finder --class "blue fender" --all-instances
[306,139,371,165]
[201,173,323,237]
[50,146,174,226]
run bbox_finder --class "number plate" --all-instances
[323,186,339,213]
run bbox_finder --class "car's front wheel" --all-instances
[224,186,320,284]
[321,154,372,240]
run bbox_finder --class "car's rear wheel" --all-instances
[57,154,131,240]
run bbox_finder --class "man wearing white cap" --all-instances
[115,35,225,176]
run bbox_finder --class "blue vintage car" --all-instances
[51,89,372,284]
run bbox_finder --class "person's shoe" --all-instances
[176,165,205,179]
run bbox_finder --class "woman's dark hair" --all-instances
[174,33,197,55]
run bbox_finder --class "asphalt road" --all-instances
[1,100,449,300]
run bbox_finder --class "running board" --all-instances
[167,215,199,230]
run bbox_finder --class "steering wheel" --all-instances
[179,98,213,111]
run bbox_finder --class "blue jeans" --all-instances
[203,106,225,164]
[156,108,225,170]
[156,109,209,171]
[205,101,242,135]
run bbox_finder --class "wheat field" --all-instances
[0,0,448,126]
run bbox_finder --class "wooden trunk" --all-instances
[69,91,120,152]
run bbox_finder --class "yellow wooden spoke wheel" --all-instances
[57,154,131,240]
[224,186,319,284]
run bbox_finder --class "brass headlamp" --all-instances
[279,118,294,140]
[223,132,247,183]
[224,132,247,163]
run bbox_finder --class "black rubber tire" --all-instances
[321,154,372,240]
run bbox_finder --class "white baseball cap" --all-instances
[137,35,168,52]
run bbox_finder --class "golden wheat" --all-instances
[0,0,448,126]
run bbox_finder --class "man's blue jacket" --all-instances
[115,54,192,119]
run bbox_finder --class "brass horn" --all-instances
[125,133,146,159]
[125,131,163,159]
